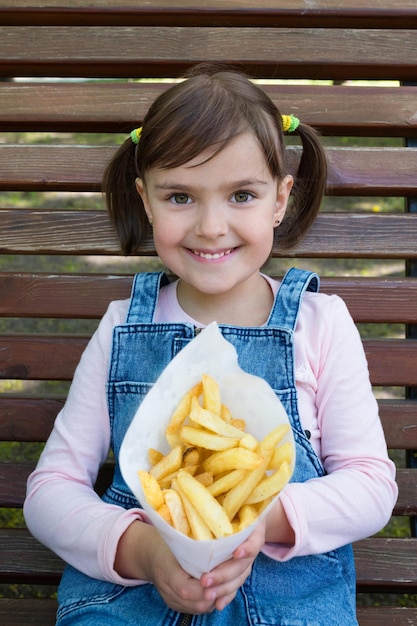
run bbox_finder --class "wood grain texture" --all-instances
[1,27,417,80]
[2,1,417,28]
[1,82,416,137]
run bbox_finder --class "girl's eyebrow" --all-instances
[153,183,191,191]
[233,178,269,187]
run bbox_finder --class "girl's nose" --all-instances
[195,204,228,239]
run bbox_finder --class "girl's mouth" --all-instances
[191,248,234,260]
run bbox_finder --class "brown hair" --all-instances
[103,63,327,255]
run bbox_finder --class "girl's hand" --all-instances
[115,521,216,614]
[200,518,266,611]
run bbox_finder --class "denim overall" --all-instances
[56,269,358,626]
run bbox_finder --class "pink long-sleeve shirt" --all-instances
[24,275,398,585]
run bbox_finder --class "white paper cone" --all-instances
[120,322,295,578]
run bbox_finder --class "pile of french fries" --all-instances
[138,374,293,540]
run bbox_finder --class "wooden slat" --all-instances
[0,209,122,255]
[0,461,113,508]
[379,400,417,450]
[0,334,416,385]
[2,274,417,324]
[0,335,87,381]
[365,340,417,387]
[1,145,416,195]
[0,599,58,626]
[1,27,417,81]
[395,469,417,517]
[0,397,63,440]
[357,607,417,626]
[0,274,134,319]
[1,82,416,138]
[321,278,417,324]
[0,528,63,584]
[2,1,417,28]
[1,210,417,259]
[0,461,114,507]
[0,463,42,508]
[355,537,417,593]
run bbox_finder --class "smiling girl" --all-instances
[24,64,397,626]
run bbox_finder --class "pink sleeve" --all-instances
[24,301,151,586]
[263,294,398,561]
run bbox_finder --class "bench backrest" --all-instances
[0,3,417,624]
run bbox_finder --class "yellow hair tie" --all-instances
[130,127,142,144]
[281,114,300,133]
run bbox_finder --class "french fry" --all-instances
[203,447,263,474]
[149,445,183,481]
[222,461,269,521]
[207,469,246,497]
[157,502,172,525]
[138,470,164,510]
[176,470,234,538]
[259,424,290,454]
[165,382,203,439]
[158,465,198,490]
[164,488,191,536]
[148,447,164,466]
[245,461,291,505]
[194,471,214,487]
[165,430,182,449]
[202,373,221,414]
[181,425,240,451]
[239,433,258,451]
[220,404,233,424]
[174,479,214,540]
[237,504,259,531]
[269,442,293,469]
[182,447,201,467]
[190,404,251,440]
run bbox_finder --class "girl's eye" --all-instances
[170,193,191,205]
[233,191,253,203]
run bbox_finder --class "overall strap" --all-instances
[126,272,169,324]
[267,267,320,332]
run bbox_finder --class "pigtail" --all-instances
[278,122,327,249]
[102,139,151,255]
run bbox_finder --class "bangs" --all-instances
[136,71,285,178]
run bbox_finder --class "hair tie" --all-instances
[130,127,142,144]
[281,114,300,133]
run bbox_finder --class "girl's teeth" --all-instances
[194,249,231,259]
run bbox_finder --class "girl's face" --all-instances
[136,132,292,313]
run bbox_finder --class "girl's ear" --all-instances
[274,175,293,226]
[135,178,153,225]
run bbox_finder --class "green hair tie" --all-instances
[281,114,300,133]
[130,127,142,144]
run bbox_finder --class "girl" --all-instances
[24,64,397,625]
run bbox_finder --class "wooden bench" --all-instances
[0,2,417,624]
